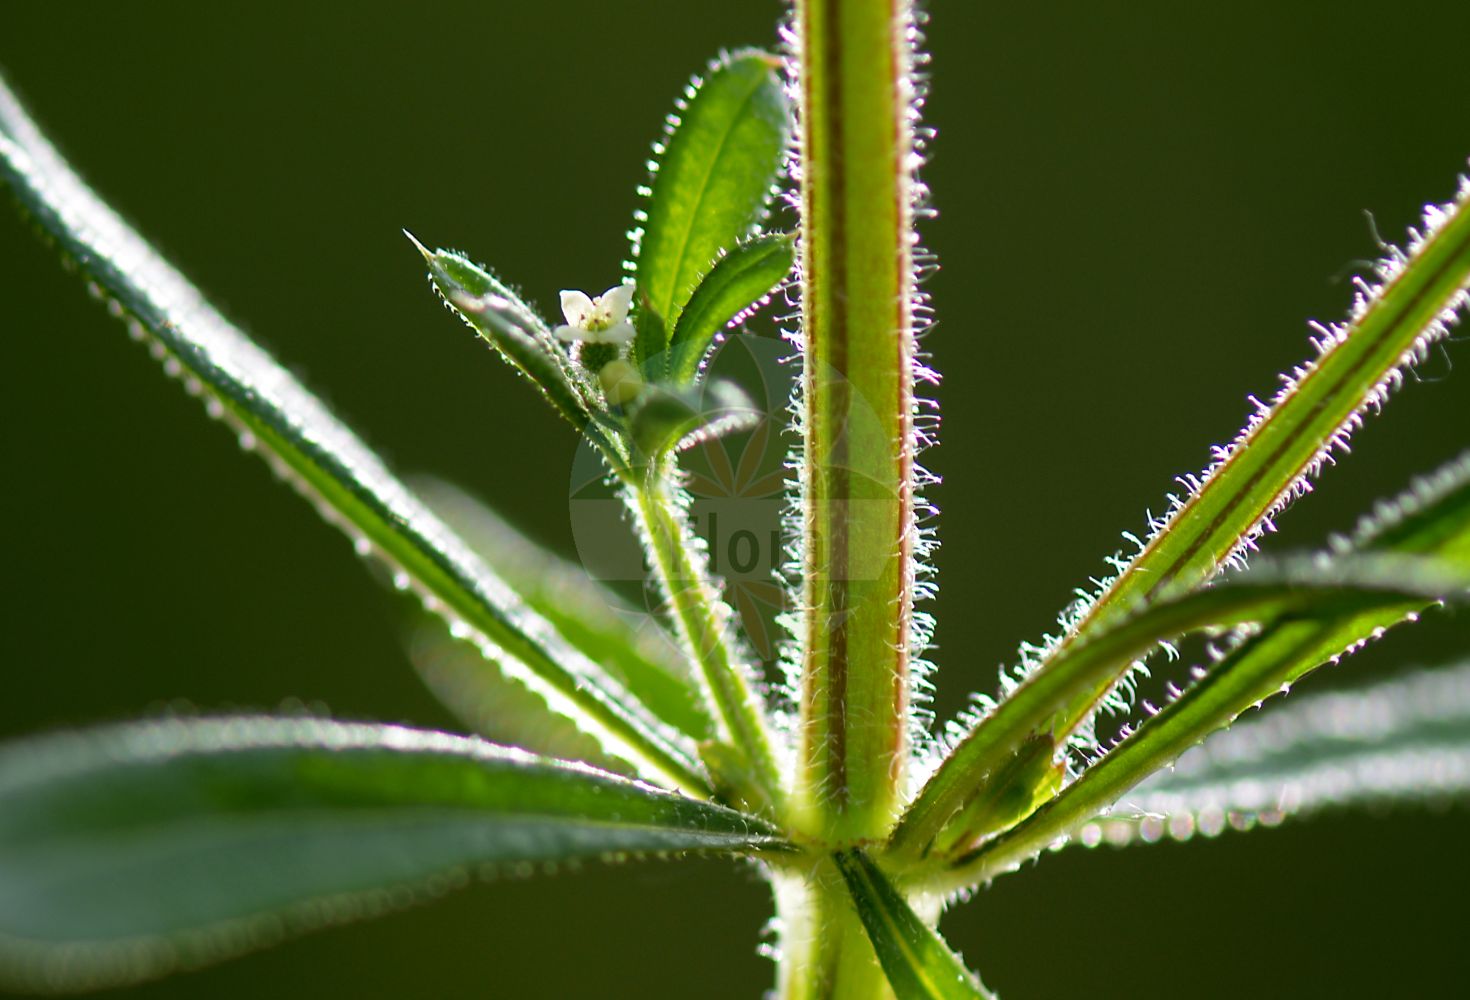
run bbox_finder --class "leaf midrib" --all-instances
[652,70,769,323]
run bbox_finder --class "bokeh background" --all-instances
[3,2,1468,997]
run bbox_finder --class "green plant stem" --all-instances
[773,865,899,1000]
[793,0,917,844]
[633,473,783,812]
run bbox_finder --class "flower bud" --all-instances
[598,358,644,407]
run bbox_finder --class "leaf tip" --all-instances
[402,228,434,264]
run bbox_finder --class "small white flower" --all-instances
[554,284,636,345]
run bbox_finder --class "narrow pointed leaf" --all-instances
[1355,450,1470,563]
[983,176,1470,771]
[633,50,789,340]
[628,379,759,459]
[1113,660,1470,840]
[894,552,1470,857]
[415,241,607,442]
[667,232,794,382]
[407,616,627,771]
[1075,177,1470,623]
[0,78,700,794]
[412,479,714,744]
[942,453,1470,888]
[833,851,994,1000]
[0,717,784,992]
[952,617,1468,890]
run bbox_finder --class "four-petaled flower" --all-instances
[554,284,636,344]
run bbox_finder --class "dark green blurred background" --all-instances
[3,3,1468,997]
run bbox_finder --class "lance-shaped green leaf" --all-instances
[1354,450,1470,563]
[892,553,1470,858]
[947,615,1462,890]
[667,233,794,383]
[628,378,760,460]
[1104,660,1470,844]
[631,50,789,348]
[833,851,994,1000]
[997,178,1470,717]
[920,180,1470,847]
[1067,176,1470,628]
[411,238,617,451]
[0,717,784,992]
[939,453,1470,890]
[411,478,714,745]
[0,77,701,795]
[408,615,624,771]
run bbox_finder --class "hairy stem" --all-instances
[773,865,898,1000]
[634,475,783,812]
[793,0,918,842]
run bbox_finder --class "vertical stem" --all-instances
[772,865,898,1000]
[793,0,917,841]
[635,475,783,812]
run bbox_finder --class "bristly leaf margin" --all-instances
[0,717,785,993]
[0,76,705,795]
[834,850,993,1000]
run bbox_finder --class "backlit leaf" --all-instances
[834,851,993,1000]
[0,717,785,992]
[0,76,700,794]
[632,51,790,342]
